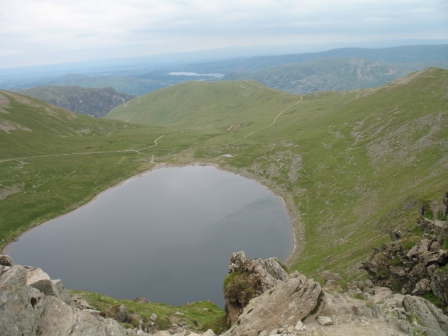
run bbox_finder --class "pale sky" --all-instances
[0,0,447,68]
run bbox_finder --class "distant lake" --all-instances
[167,72,225,78]
[7,166,293,306]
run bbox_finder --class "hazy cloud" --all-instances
[0,0,447,67]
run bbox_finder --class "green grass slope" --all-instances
[107,80,299,132]
[107,69,448,281]
[2,69,447,288]
[0,90,205,248]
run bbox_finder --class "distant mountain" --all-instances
[20,86,135,117]
[3,44,447,96]
[223,57,404,94]
[12,75,162,96]
[177,44,448,74]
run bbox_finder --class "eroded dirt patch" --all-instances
[0,121,31,134]
[0,183,25,200]
[0,92,10,114]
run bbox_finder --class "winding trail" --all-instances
[230,95,303,145]
[0,81,301,162]
[0,133,178,163]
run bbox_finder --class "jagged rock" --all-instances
[201,329,216,336]
[407,238,431,258]
[84,308,102,318]
[224,251,288,325]
[390,265,406,276]
[0,254,14,266]
[430,269,448,305]
[104,318,130,336]
[403,295,448,336]
[317,316,334,326]
[117,304,129,323]
[412,278,431,295]
[434,221,448,243]
[362,213,448,306]
[73,296,94,310]
[52,278,73,304]
[37,295,107,336]
[294,320,305,331]
[388,229,402,241]
[223,271,322,336]
[0,265,45,335]
[427,263,440,276]
[150,313,158,322]
[26,267,62,298]
[0,255,148,336]
[134,297,150,303]
[228,251,246,272]
[430,241,441,252]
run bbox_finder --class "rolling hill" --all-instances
[0,90,203,248]
[107,68,448,279]
[19,86,135,117]
[1,68,447,285]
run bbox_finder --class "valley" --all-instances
[2,68,447,285]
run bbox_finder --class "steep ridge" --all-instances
[20,86,135,117]
[0,90,135,158]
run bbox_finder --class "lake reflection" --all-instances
[7,166,293,306]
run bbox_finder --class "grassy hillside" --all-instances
[0,90,206,248]
[107,80,299,132]
[2,69,447,286]
[224,57,403,94]
[19,86,134,117]
[107,68,448,281]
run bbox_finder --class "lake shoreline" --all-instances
[3,161,301,265]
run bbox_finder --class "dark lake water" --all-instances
[7,165,293,306]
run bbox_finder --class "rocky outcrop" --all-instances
[224,271,323,336]
[361,216,448,305]
[224,251,288,325]
[223,252,448,336]
[0,254,218,336]
[3,250,448,336]
[22,86,135,117]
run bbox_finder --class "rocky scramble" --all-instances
[2,249,448,335]
[0,254,216,336]
[223,251,448,336]
[361,204,448,306]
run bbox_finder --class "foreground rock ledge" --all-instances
[223,251,448,336]
[2,252,448,336]
[0,254,216,336]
